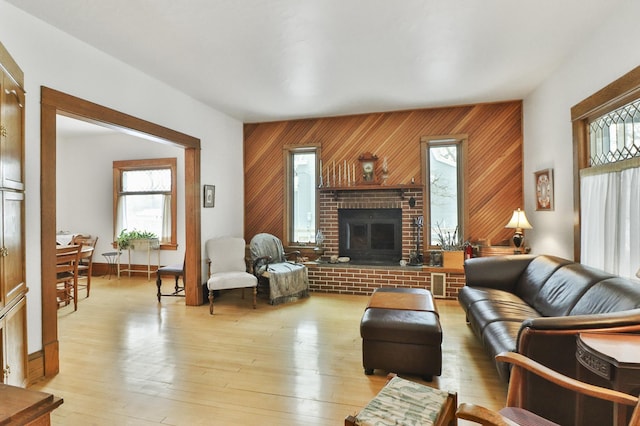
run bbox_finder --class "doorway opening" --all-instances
[41,87,202,377]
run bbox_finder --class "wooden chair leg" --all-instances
[209,289,215,315]
[86,264,92,297]
[156,274,162,302]
[252,287,257,309]
[72,276,78,311]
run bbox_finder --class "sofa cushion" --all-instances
[532,263,614,317]
[458,286,526,315]
[466,299,540,338]
[481,321,523,380]
[570,277,640,315]
[514,255,572,306]
[463,255,535,291]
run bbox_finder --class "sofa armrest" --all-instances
[512,309,640,420]
[520,309,640,331]
[463,255,536,291]
[516,309,640,380]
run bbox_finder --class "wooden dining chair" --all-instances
[456,352,640,426]
[56,244,82,311]
[72,236,98,297]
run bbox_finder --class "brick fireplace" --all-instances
[318,186,425,261]
[305,186,465,299]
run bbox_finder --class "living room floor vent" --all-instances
[430,272,447,298]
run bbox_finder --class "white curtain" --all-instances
[115,195,127,240]
[581,160,640,278]
[161,194,171,243]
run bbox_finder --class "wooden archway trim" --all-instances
[40,87,202,377]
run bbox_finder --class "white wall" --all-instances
[56,129,185,266]
[523,0,640,259]
[0,1,245,353]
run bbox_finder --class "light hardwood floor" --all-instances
[31,276,506,425]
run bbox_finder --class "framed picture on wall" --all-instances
[204,184,215,208]
[534,169,553,211]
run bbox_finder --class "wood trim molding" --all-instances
[40,87,202,377]
[571,65,640,121]
[0,41,24,87]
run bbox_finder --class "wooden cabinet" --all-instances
[1,69,25,191]
[1,296,27,387]
[0,41,27,387]
[1,191,25,309]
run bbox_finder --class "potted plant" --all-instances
[434,224,465,269]
[116,229,159,250]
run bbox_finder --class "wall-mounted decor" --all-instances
[534,169,553,211]
[204,184,215,208]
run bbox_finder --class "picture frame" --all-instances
[534,169,554,211]
[203,184,215,208]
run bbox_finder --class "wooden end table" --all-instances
[576,332,640,426]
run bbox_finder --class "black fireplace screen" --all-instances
[338,208,402,263]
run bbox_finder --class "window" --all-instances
[573,66,640,278]
[113,158,177,249]
[284,146,319,245]
[422,137,467,247]
[588,99,640,166]
[578,98,640,278]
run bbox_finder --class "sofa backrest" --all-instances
[463,255,535,291]
[514,255,572,306]
[531,263,615,317]
[570,277,640,315]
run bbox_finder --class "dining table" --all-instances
[55,232,78,246]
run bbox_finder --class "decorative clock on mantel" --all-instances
[358,152,379,184]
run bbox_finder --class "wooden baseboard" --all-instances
[28,351,45,385]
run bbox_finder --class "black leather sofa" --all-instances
[459,254,640,426]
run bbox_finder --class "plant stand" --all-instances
[117,238,160,280]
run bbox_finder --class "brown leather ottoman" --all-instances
[360,288,442,381]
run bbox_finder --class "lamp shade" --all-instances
[505,208,532,230]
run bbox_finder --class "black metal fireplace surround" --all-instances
[338,208,402,264]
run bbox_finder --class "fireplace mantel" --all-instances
[319,184,422,200]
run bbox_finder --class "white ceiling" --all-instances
[9,0,619,123]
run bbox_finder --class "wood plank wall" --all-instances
[244,101,523,247]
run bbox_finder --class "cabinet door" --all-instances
[3,296,27,387]
[1,191,25,308]
[0,71,24,191]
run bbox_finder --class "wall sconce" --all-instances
[505,208,532,252]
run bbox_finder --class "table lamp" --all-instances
[505,208,532,252]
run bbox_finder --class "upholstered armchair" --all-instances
[206,237,257,315]
[249,233,309,305]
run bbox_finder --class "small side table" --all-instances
[576,332,640,426]
[102,251,119,279]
